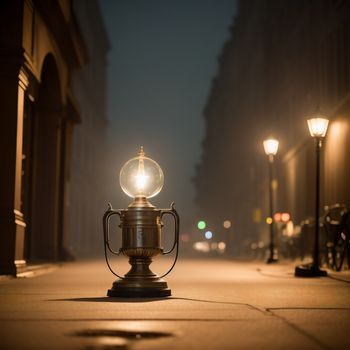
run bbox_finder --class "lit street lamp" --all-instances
[295,115,329,277]
[223,220,232,254]
[263,138,279,264]
[103,147,180,297]
[223,220,231,229]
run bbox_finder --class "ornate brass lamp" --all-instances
[103,147,179,297]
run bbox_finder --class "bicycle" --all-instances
[323,204,348,271]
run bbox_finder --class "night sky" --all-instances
[99,0,237,229]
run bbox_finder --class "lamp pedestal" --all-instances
[108,257,171,297]
[267,255,278,264]
[295,263,327,277]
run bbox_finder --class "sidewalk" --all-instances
[0,258,349,349]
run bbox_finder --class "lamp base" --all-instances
[295,263,327,277]
[107,278,171,298]
[266,257,278,264]
[107,257,171,298]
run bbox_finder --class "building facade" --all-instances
[67,0,109,258]
[0,0,109,275]
[194,0,350,254]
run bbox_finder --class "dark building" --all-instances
[66,1,109,258]
[194,0,350,253]
[0,0,109,275]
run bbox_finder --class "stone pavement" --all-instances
[0,258,349,350]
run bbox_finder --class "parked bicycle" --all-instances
[323,204,349,271]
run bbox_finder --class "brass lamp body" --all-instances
[103,197,179,297]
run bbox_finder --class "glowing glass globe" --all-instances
[120,147,164,199]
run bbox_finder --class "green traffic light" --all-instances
[197,220,206,230]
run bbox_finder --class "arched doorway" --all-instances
[25,54,65,262]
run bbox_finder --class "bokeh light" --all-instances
[266,217,273,225]
[281,213,291,222]
[204,231,213,239]
[223,220,231,229]
[197,220,206,230]
[218,242,226,251]
[180,234,190,242]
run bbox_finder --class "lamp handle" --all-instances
[102,203,124,279]
[159,202,180,278]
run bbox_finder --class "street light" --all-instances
[223,220,231,229]
[102,147,180,297]
[295,115,329,277]
[222,220,232,255]
[263,138,279,263]
[263,139,279,156]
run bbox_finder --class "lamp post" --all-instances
[263,138,279,263]
[295,116,329,277]
[102,147,180,297]
[223,220,232,255]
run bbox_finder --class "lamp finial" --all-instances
[138,146,145,157]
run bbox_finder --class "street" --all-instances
[0,257,349,350]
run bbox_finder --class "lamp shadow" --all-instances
[48,296,249,306]
[48,296,170,303]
